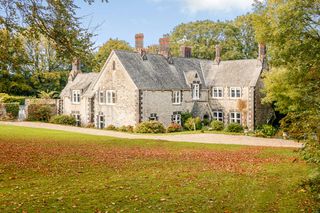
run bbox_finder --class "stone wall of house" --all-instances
[254,77,274,127]
[62,96,89,125]
[93,53,139,127]
[141,89,209,127]
[208,86,254,129]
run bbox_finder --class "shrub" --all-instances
[184,117,202,131]
[105,125,117,131]
[225,123,244,133]
[27,104,54,122]
[210,120,224,131]
[202,118,210,126]
[85,123,95,128]
[0,94,25,105]
[135,121,166,134]
[49,115,76,126]
[118,125,134,132]
[167,123,182,133]
[181,112,192,125]
[259,124,277,137]
[4,103,19,119]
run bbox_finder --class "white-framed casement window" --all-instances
[172,91,181,104]
[73,114,81,127]
[230,87,241,99]
[172,112,181,125]
[213,111,224,122]
[230,112,241,124]
[212,87,223,98]
[149,113,158,121]
[72,90,81,104]
[192,83,200,100]
[99,91,106,104]
[106,90,116,104]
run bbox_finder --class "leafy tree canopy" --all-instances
[94,38,132,72]
[169,16,258,60]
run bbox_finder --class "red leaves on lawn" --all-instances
[0,138,293,174]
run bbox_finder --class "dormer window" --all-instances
[192,84,200,100]
[112,61,116,70]
[72,90,80,104]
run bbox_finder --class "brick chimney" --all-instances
[135,33,144,51]
[159,35,170,57]
[68,58,81,82]
[258,43,266,61]
[180,46,192,58]
[215,44,221,64]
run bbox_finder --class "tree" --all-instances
[94,38,132,71]
[0,0,97,66]
[169,18,257,60]
[252,0,320,203]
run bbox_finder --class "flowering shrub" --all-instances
[118,125,134,133]
[167,123,182,133]
[105,125,117,131]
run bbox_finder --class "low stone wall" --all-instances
[25,99,59,120]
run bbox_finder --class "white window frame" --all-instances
[99,91,106,104]
[213,111,224,122]
[172,113,181,125]
[106,90,116,105]
[230,112,241,124]
[72,90,81,104]
[192,84,200,100]
[212,87,223,99]
[173,91,181,105]
[230,87,241,99]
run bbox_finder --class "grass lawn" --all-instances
[0,125,316,212]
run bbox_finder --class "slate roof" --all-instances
[60,72,99,97]
[114,50,263,90]
[61,50,263,98]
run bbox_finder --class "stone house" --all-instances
[60,33,272,129]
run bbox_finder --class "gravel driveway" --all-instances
[0,121,303,148]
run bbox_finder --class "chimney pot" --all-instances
[135,33,144,51]
[215,45,221,64]
[259,43,266,61]
[159,35,170,57]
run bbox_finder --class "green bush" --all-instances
[118,125,134,132]
[181,112,192,125]
[105,125,117,131]
[225,123,244,133]
[259,124,277,137]
[27,104,55,122]
[135,121,166,134]
[202,118,210,126]
[4,103,19,119]
[49,115,76,126]
[210,120,224,131]
[167,123,183,133]
[184,117,202,131]
[0,94,25,105]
